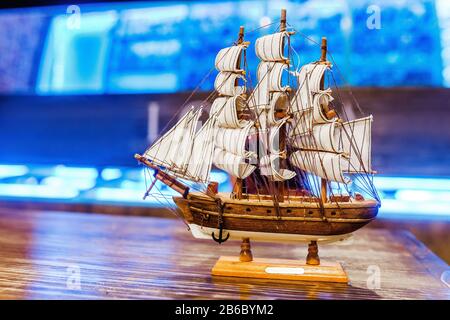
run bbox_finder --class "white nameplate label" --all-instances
[265,267,305,275]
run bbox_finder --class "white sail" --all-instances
[291,63,328,113]
[284,59,374,184]
[214,71,246,96]
[265,119,289,154]
[260,61,289,92]
[290,121,340,153]
[249,62,289,111]
[288,63,334,135]
[312,91,335,124]
[215,123,256,157]
[210,96,250,128]
[288,110,312,137]
[215,45,245,72]
[213,149,256,179]
[171,109,202,169]
[260,154,296,182]
[255,32,289,62]
[144,109,196,168]
[290,150,350,184]
[338,116,373,173]
[183,117,217,182]
[248,73,268,112]
[209,41,257,181]
[267,92,290,126]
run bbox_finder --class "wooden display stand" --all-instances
[211,238,349,283]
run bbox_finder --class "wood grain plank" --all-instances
[0,208,448,300]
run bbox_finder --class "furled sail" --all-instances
[210,43,257,179]
[255,32,289,62]
[248,31,295,181]
[214,72,246,96]
[209,96,250,128]
[215,45,245,72]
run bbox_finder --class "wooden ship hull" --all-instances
[174,192,379,243]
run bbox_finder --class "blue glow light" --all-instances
[108,73,178,93]
[131,40,181,57]
[0,165,28,178]
[37,10,119,94]
[209,171,230,184]
[0,183,79,199]
[53,165,99,179]
[121,179,149,190]
[101,168,122,181]
[0,164,449,220]
[395,189,450,202]
[380,199,450,218]
[26,0,446,95]
[88,187,152,204]
[41,176,96,191]
[374,176,450,191]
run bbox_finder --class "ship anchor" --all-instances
[211,225,230,244]
[212,200,229,244]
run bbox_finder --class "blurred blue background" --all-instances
[0,0,449,94]
[0,0,449,223]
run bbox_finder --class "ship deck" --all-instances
[186,192,379,209]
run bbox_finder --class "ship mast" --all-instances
[232,26,245,200]
[276,9,287,203]
[280,8,286,32]
[319,37,329,203]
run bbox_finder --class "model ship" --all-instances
[135,9,380,268]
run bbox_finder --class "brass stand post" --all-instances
[306,241,320,265]
[239,238,253,262]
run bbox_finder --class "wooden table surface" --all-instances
[0,208,448,300]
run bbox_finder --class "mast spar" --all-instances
[233,25,245,200]
[319,37,329,204]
